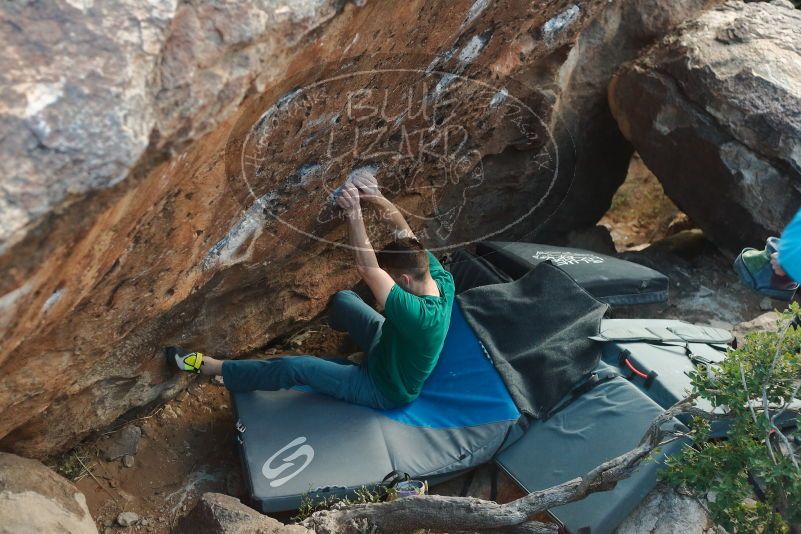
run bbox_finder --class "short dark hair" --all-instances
[376,238,429,281]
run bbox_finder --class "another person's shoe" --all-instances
[165,346,204,373]
[734,237,798,301]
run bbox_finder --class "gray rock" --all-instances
[117,511,140,527]
[760,298,774,312]
[122,455,135,468]
[0,0,347,253]
[174,493,310,534]
[610,0,801,254]
[0,452,98,534]
[101,425,142,461]
[617,484,719,534]
[733,311,780,346]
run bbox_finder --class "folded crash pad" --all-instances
[457,262,608,419]
[231,303,524,513]
[476,241,669,305]
[496,362,687,534]
[599,319,729,411]
[597,319,800,436]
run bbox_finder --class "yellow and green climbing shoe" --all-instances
[165,346,204,373]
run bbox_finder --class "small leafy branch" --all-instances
[664,304,801,533]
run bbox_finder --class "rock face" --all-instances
[0,0,713,457]
[175,492,310,534]
[617,484,721,534]
[0,452,98,534]
[609,0,801,254]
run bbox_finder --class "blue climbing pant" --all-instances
[222,290,400,410]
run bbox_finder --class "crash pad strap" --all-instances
[544,366,621,419]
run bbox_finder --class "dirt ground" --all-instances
[599,153,687,251]
[57,153,770,532]
[70,329,357,533]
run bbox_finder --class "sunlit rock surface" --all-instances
[610,0,801,253]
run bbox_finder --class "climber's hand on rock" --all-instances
[337,182,361,217]
[771,252,787,277]
[351,168,382,202]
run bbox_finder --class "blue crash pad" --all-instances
[295,302,521,428]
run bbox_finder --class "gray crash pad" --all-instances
[496,362,687,534]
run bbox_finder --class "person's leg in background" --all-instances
[327,290,384,355]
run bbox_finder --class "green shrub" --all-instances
[663,304,801,533]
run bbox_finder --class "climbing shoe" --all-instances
[165,346,204,373]
[734,236,798,301]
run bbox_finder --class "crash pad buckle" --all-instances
[235,420,247,433]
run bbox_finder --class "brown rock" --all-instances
[0,0,713,457]
[175,492,309,534]
[0,452,98,534]
[732,311,780,347]
[610,0,801,254]
[665,213,693,237]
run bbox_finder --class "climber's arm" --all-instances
[369,196,416,240]
[350,168,416,240]
[338,182,395,307]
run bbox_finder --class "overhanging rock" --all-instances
[0,0,714,457]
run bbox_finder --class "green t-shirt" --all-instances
[368,252,455,405]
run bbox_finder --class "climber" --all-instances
[167,168,455,410]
